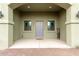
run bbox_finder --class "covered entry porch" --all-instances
[2,3,78,50]
[11,3,69,48]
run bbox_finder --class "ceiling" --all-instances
[15,3,65,12]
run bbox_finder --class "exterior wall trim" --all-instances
[65,21,79,25]
[0,21,14,25]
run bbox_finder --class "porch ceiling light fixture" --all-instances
[76,11,79,18]
[49,6,52,9]
[27,5,30,8]
[0,11,3,18]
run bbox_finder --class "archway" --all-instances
[8,3,71,48]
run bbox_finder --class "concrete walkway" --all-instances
[0,48,79,56]
[10,39,71,48]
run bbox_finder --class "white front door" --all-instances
[36,21,44,39]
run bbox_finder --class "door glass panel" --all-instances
[24,21,32,31]
[36,22,44,38]
[48,20,55,31]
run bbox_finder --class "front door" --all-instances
[36,21,44,39]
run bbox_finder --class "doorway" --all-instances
[35,21,44,39]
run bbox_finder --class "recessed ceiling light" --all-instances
[49,6,52,8]
[27,5,30,8]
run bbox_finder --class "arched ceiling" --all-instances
[9,3,71,12]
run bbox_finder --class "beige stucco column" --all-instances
[66,4,79,48]
[0,4,14,50]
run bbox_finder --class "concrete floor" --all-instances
[10,39,71,48]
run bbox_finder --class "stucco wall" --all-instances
[13,11,67,41]
[68,4,79,47]
[13,10,21,41]
[59,10,66,42]
[19,12,59,39]
[0,4,14,49]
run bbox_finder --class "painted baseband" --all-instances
[0,20,14,25]
[65,21,79,25]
